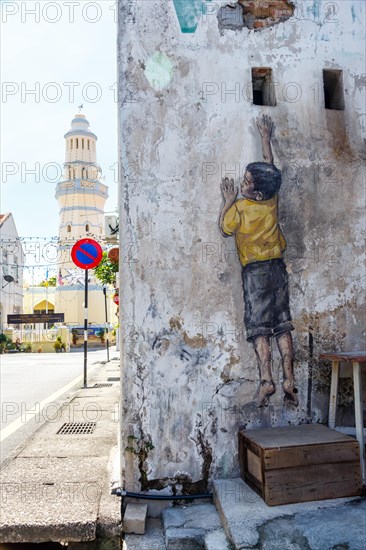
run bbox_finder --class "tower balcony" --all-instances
[55,179,109,201]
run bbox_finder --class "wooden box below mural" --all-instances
[239,424,362,506]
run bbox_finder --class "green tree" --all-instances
[38,276,57,287]
[93,252,118,286]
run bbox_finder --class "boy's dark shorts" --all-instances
[242,258,294,342]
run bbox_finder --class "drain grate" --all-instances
[57,422,96,435]
[107,377,120,382]
[94,383,113,388]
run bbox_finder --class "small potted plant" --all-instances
[0,333,9,354]
[53,337,66,353]
[96,328,106,344]
[21,342,32,353]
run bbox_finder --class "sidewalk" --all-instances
[1,349,365,549]
[0,352,121,547]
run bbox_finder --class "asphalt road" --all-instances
[0,347,116,465]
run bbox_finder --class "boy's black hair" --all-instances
[246,162,282,200]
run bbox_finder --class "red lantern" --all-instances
[108,247,119,263]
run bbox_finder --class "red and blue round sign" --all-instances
[71,238,103,270]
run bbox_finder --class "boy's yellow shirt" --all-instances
[222,196,286,267]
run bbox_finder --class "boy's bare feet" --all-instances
[257,379,276,407]
[283,379,299,406]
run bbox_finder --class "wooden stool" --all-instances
[319,351,366,483]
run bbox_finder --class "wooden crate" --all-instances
[239,424,362,506]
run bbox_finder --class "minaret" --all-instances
[55,113,109,326]
[56,112,108,272]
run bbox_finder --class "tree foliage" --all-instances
[93,252,119,286]
[38,276,57,287]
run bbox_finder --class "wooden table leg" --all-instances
[353,361,365,483]
[328,360,340,429]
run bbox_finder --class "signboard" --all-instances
[7,313,65,324]
[71,238,103,270]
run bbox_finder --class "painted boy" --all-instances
[219,115,298,407]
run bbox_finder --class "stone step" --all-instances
[204,528,233,550]
[123,517,166,549]
[213,478,365,549]
[162,502,231,550]
[165,527,205,549]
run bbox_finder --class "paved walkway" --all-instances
[0,354,121,546]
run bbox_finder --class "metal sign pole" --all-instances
[71,238,103,389]
[84,269,88,388]
[103,287,110,362]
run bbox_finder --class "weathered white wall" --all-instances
[118,0,365,493]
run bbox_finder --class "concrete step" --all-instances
[213,478,365,549]
[162,503,231,550]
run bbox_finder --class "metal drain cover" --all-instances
[107,377,120,381]
[94,383,113,388]
[57,422,96,435]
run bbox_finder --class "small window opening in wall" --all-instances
[82,138,84,149]
[323,69,345,110]
[251,68,276,106]
[71,139,73,149]
[88,139,90,150]
[86,224,90,232]
[67,224,71,233]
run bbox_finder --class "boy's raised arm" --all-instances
[256,114,274,164]
[219,177,238,238]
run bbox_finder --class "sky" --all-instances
[0,0,118,281]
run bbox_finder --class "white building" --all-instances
[0,213,24,329]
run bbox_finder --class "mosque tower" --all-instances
[55,113,109,325]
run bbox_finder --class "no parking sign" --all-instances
[70,238,103,388]
[71,238,103,270]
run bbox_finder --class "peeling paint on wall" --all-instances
[218,0,295,31]
[118,0,366,493]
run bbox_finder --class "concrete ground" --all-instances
[0,351,121,547]
[123,490,366,550]
[0,347,112,465]
[1,349,365,549]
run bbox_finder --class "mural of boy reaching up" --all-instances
[219,115,298,408]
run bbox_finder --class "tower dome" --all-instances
[64,114,97,141]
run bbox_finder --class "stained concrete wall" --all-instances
[118,0,365,492]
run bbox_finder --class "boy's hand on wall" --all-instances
[221,177,238,203]
[256,114,274,139]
